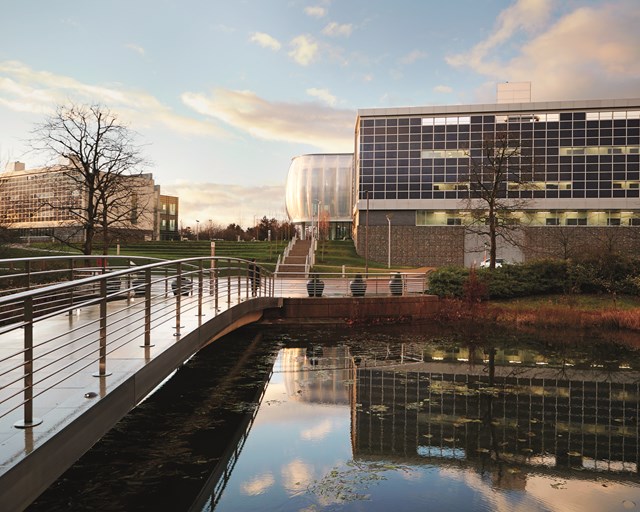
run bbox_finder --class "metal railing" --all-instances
[273,270,430,297]
[0,253,432,433]
[0,256,274,430]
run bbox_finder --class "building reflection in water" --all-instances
[352,343,640,489]
[280,346,354,406]
[197,337,640,510]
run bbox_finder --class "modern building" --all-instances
[352,96,640,266]
[0,159,175,243]
[158,194,179,241]
[285,153,353,240]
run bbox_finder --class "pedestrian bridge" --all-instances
[0,255,432,510]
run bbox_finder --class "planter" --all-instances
[171,278,193,297]
[349,275,366,297]
[307,276,324,297]
[389,273,403,296]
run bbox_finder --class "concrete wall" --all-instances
[264,296,442,324]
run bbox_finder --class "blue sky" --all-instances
[1,0,638,228]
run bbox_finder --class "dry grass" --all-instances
[436,299,640,332]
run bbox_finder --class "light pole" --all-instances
[386,213,393,269]
[365,190,370,275]
[196,219,200,241]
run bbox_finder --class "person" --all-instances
[249,258,261,296]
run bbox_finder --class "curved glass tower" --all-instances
[285,153,353,239]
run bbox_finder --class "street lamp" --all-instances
[196,219,200,241]
[365,190,370,276]
[386,214,393,269]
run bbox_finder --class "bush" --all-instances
[429,259,569,300]
[428,266,468,298]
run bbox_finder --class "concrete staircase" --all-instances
[276,238,313,278]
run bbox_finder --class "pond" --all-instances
[30,325,640,511]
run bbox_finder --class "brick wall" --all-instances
[355,225,465,267]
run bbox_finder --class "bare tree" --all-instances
[30,104,151,255]
[318,208,331,261]
[460,131,538,269]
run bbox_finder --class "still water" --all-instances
[200,328,640,512]
[31,325,640,511]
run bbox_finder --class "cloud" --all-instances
[400,50,427,66]
[446,0,640,101]
[322,22,353,37]
[249,32,282,51]
[300,419,334,440]
[0,60,224,138]
[433,85,453,94]
[181,88,354,151]
[281,459,314,495]
[447,0,553,69]
[163,181,287,227]
[240,472,275,496]
[288,35,319,66]
[306,87,337,106]
[305,6,326,18]
[125,43,145,56]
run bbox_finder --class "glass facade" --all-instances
[356,106,640,202]
[285,153,353,224]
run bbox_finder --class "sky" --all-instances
[0,0,639,229]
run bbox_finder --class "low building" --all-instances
[0,159,175,244]
[158,194,179,241]
[285,153,353,240]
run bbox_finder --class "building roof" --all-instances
[357,97,640,118]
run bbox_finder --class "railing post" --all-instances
[14,296,42,429]
[141,267,154,347]
[245,263,250,301]
[93,278,112,377]
[68,258,74,315]
[197,260,204,317]
[214,265,219,312]
[25,260,31,291]
[237,272,241,303]
[227,259,231,308]
[164,267,169,297]
[174,262,182,336]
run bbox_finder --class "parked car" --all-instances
[480,258,504,268]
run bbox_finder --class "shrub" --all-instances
[429,259,569,300]
[428,266,468,298]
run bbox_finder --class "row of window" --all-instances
[359,187,640,201]
[361,110,640,128]
[415,210,640,227]
[361,123,640,137]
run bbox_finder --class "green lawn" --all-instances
[16,239,417,274]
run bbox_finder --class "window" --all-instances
[566,218,587,226]
[447,218,462,226]
[607,218,621,226]
[546,218,560,225]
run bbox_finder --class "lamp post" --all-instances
[365,190,370,276]
[386,213,393,269]
[196,219,200,241]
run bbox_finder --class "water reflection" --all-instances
[206,329,640,511]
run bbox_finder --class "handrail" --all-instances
[0,256,274,430]
[0,254,431,434]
